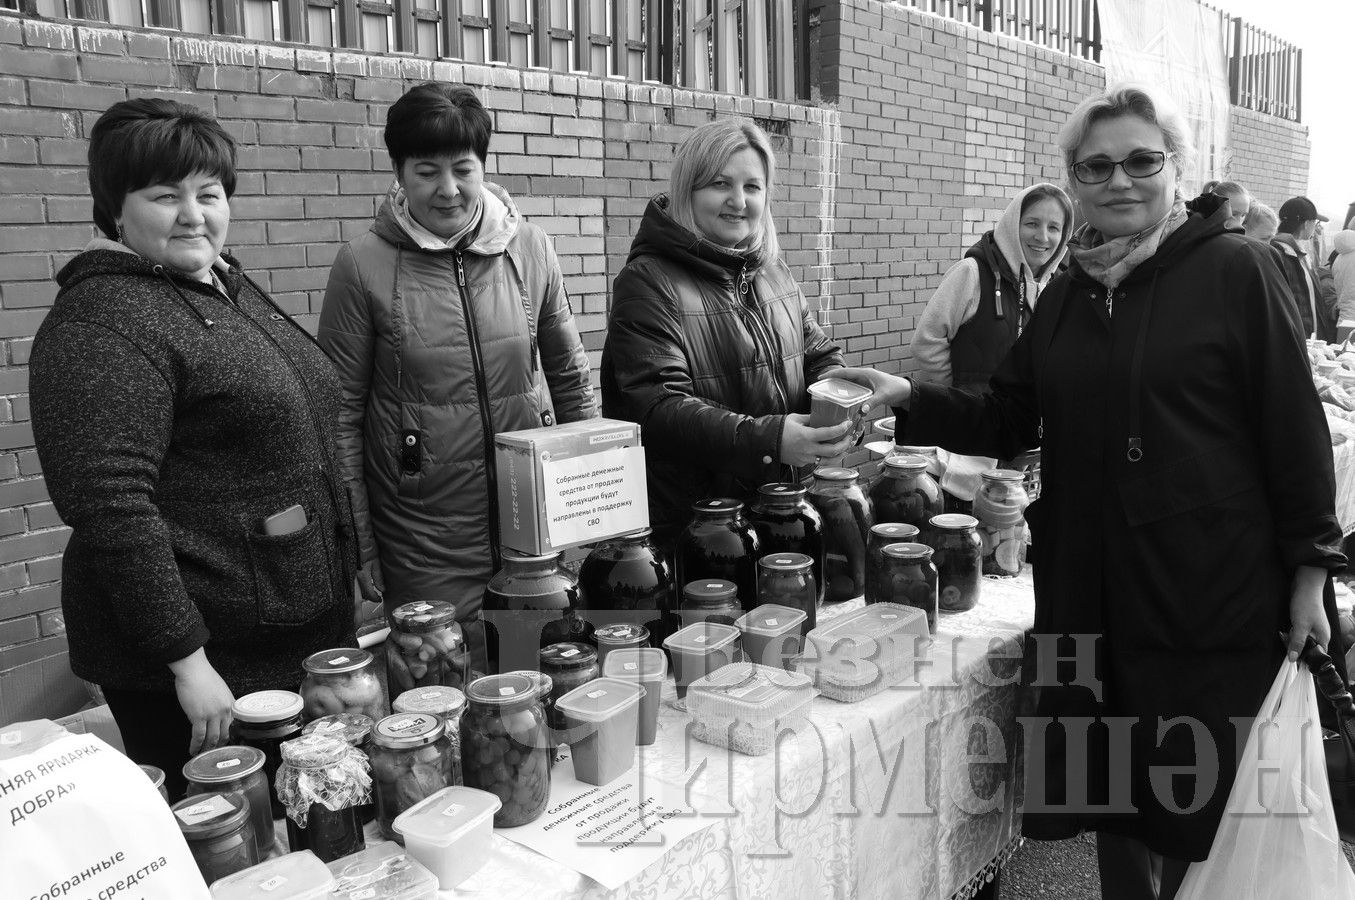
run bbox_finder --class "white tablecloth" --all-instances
[442,576,1037,900]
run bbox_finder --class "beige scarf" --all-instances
[1068,197,1189,293]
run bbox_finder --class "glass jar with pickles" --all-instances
[878,542,939,634]
[369,713,459,842]
[387,601,470,693]
[483,550,587,674]
[806,467,874,603]
[577,528,677,649]
[274,734,369,863]
[675,498,761,614]
[461,673,552,827]
[972,469,1029,576]
[927,513,983,613]
[865,522,921,606]
[300,649,386,722]
[870,454,944,530]
[749,483,825,604]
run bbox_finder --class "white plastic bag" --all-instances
[0,719,211,899]
[1176,661,1355,899]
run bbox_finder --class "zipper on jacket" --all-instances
[455,250,503,568]
[736,264,790,413]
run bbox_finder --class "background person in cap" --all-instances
[1272,195,1336,342]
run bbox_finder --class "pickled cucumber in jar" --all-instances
[299,649,386,722]
[369,713,458,842]
[386,601,470,694]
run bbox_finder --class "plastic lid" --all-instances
[171,792,249,841]
[372,713,444,749]
[690,497,744,516]
[794,653,879,690]
[183,746,265,785]
[756,482,806,503]
[807,602,927,666]
[540,641,598,670]
[873,416,896,436]
[301,648,373,676]
[883,454,929,471]
[280,734,349,769]
[301,713,374,747]
[326,840,438,900]
[882,541,934,561]
[504,670,553,699]
[980,469,1025,483]
[466,672,542,707]
[392,687,466,720]
[501,548,563,564]
[663,621,741,654]
[812,466,858,482]
[392,787,501,848]
[139,764,165,790]
[871,522,920,541]
[735,603,808,637]
[601,647,668,681]
[758,552,813,572]
[554,677,645,724]
[209,850,335,899]
[929,513,979,531]
[682,579,738,606]
[594,623,650,645]
[232,690,304,723]
[687,662,816,725]
[389,600,459,634]
[807,377,872,405]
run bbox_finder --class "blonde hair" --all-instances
[1244,202,1279,235]
[1058,83,1194,181]
[668,118,781,262]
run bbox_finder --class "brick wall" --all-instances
[1226,105,1311,211]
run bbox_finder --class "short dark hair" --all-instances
[384,83,492,168]
[87,99,236,240]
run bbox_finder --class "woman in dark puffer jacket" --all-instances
[602,118,849,547]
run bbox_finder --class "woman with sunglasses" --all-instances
[837,83,1343,899]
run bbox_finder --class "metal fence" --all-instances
[1223,12,1301,121]
[900,0,1101,62]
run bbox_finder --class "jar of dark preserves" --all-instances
[183,746,274,857]
[171,792,258,883]
[927,513,983,613]
[538,642,600,734]
[806,467,874,603]
[680,579,742,630]
[869,455,943,530]
[275,734,370,862]
[387,602,469,693]
[865,522,921,606]
[749,483,825,604]
[674,498,761,614]
[878,542,939,634]
[369,713,458,842]
[756,553,817,636]
[230,690,304,819]
[301,712,376,824]
[483,550,587,674]
[461,673,552,827]
[972,469,1030,577]
[592,622,650,671]
[577,528,677,650]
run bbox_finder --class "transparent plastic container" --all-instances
[538,641,600,735]
[326,840,439,900]
[662,622,741,709]
[461,672,552,827]
[735,603,807,671]
[687,662,816,756]
[370,713,458,842]
[183,746,274,857]
[601,647,667,745]
[393,786,501,890]
[554,677,645,786]
[592,622,650,671]
[797,603,929,702]
[231,690,304,819]
[139,763,168,802]
[391,687,466,786]
[209,850,334,900]
[300,648,386,721]
[171,792,259,884]
[807,377,872,442]
[387,601,470,693]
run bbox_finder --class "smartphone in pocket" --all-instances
[261,504,307,536]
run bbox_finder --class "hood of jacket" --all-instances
[1065,191,1234,287]
[967,183,1073,288]
[627,194,762,285]
[371,180,519,255]
[57,237,236,290]
[1333,230,1355,256]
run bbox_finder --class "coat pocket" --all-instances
[245,511,335,626]
[1116,440,1261,527]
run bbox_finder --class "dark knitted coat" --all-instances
[30,244,358,696]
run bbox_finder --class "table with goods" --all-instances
[1311,337,1355,536]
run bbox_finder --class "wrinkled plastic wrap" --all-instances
[275,735,372,828]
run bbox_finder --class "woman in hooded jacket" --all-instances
[319,83,597,668]
[1332,229,1355,325]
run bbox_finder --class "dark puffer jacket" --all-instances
[30,242,358,696]
[601,195,844,543]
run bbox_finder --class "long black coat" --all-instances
[900,202,1346,859]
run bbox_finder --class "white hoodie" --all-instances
[1332,230,1355,325]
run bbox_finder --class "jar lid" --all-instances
[899,445,938,455]
[594,622,650,646]
[883,454,929,471]
[280,733,349,769]
[393,786,502,849]
[758,552,813,572]
[171,791,249,841]
[301,648,373,676]
[182,745,265,785]
[980,469,1025,483]
[554,677,645,724]
[232,689,304,723]
[812,466,858,482]
[871,522,920,542]
[882,541,934,561]
[614,527,654,540]
[504,670,553,699]
[691,497,744,516]
[467,672,543,706]
[211,850,335,900]
[663,621,742,654]
[682,579,738,606]
[501,548,563,565]
[139,764,165,790]
[757,482,806,503]
[540,641,598,669]
[372,713,445,749]
[302,713,374,746]
[601,647,668,681]
[392,686,467,720]
[389,601,459,634]
[735,603,808,637]
[929,513,979,531]
[807,378,871,405]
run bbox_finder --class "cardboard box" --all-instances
[495,418,649,555]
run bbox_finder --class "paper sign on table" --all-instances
[540,445,648,547]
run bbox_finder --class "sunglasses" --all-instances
[1070,151,1167,185]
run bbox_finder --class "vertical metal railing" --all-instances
[899,0,1100,61]
[1206,3,1302,122]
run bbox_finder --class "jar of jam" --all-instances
[865,522,921,606]
[301,712,376,824]
[674,498,761,614]
[301,648,386,721]
[592,622,650,671]
[927,513,983,613]
[370,713,458,842]
[483,550,587,674]
[878,542,939,633]
[756,552,817,636]
[806,467,874,603]
[870,455,943,530]
[392,686,466,786]
[387,601,470,693]
[231,690,304,819]
[680,579,742,630]
[461,673,552,827]
[972,468,1030,576]
[749,483,825,605]
[577,528,677,650]
[139,764,168,802]
[171,792,258,883]
[275,734,370,862]
[538,642,600,734]
[183,746,274,857]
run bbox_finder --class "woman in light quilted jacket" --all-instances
[319,83,597,668]
[1331,229,1355,326]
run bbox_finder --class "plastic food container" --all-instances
[808,377,873,440]
[209,850,334,899]
[662,621,741,709]
[172,792,259,884]
[231,689,304,818]
[735,603,808,670]
[139,763,168,802]
[593,622,650,671]
[370,713,458,842]
[554,677,645,785]
[183,745,274,857]
[687,663,816,756]
[601,647,668,745]
[538,641,600,735]
[326,840,439,899]
[300,648,386,721]
[393,786,501,890]
[797,603,929,702]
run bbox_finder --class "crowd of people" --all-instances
[23,78,1353,899]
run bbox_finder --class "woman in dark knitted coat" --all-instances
[29,100,358,798]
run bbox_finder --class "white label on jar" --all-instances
[389,718,416,731]
[705,583,721,588]
[766,618,779,627]
[499,687,516,696]
[419,691,440,700]
[694,635,708,644]
[441,803,465,818]
[258,875,287,891]
[561,648,579,658]
[586,689,607,700]
[328,656,350,665]
[352,890,376,900]
[215,758,242,769]
[412,615,432,623]
[411,603,432,612]
[175,795,233,824]
[623,662,638,671]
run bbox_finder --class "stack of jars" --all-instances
[749,483,825,604]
